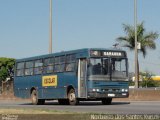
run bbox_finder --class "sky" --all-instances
[0,0,160,75]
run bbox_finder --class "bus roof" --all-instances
[16,48,126,62]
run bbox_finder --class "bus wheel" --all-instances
[31,89,45,105]
[68,89,78,105]
[102,98,112,105]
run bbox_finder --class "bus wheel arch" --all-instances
[67,85,78,105]
[30,87,45,105]
[30,87,36,95]
[67,85,74,95]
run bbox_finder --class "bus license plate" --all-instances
[108,94,115,97]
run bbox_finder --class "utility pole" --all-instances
[49,0,52,53]
[134,0,138,88]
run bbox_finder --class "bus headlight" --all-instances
[122,89,128,92]
[122,89,125,92]
[96,89,100,92]
[92,88,100,92]
[125,89,128,92]
[93,89,96,92]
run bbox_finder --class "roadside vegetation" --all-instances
[0,57,15,93]
[129,71,160,87]
[0,57,15,81]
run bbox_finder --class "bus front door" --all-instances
[78,59,87,98]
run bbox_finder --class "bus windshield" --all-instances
[88,58,109,76]
[88,58,128,81]
[111,58,128,81]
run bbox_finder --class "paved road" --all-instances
[0,100,160,114]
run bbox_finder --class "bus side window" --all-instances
[16,62,25,76]
[34,59,43,75]
[66,63,75,71]
[54,56,65,72]
[25,61,34,76]
[66,54,76,72]
[44,58,54,73]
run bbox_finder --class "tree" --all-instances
[0,57,15,82]
[0,57,15,92]
[140,71,158,87]
[117,22,159,87]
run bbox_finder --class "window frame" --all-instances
[43,57,54,74]
[24,61,34,76]
[65,54,76,72]
[16,62,25,76]
[34,59,43,75]
[54,56,66,73]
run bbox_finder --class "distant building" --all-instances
[131,75,160,81]
[151,76,160,81]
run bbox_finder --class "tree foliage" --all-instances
[117,22,159,58]
[0,57,15,82]
[139,71,158,87]
[129,71,159,87]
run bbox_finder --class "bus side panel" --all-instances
[14,73,78,100]
[14,77,30,99]
[63,72,78,97]
[38,72,78,99]
[39,87,66,99]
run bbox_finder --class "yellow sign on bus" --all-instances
[42,75,57,87]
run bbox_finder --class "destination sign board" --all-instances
[90,50,125,57]
[103,52,122,56]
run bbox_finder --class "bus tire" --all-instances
[102,98,112,105]
[68,89,78,105]
[31,89,45,105]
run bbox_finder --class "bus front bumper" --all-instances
[88,92,129,98]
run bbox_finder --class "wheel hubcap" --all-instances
[69,93,75,102]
